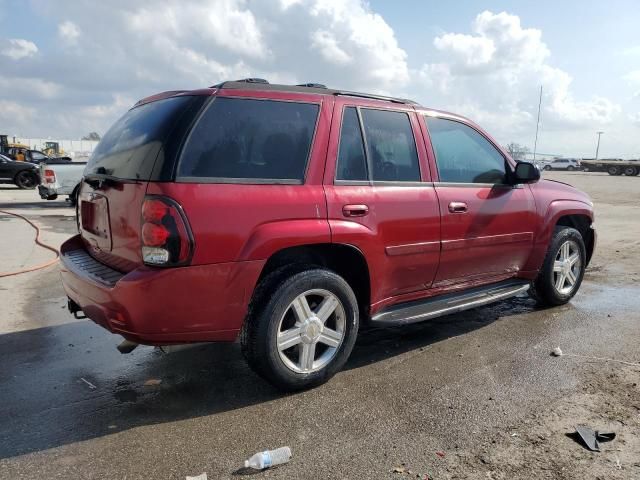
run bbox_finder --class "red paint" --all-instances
[59,85,595,345]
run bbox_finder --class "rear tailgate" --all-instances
[78,94,205,272]
[78,180,148,272]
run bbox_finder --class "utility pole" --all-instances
[595,131,604,160]
[533,85,543,161]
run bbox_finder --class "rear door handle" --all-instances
[448,201,468,213]
[342,204,369,217]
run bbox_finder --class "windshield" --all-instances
[85,96,194,180]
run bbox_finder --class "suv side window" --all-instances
[336,107,367,181]
[361,109,421,182]
[178,97,319,183]
[425,116,507,184]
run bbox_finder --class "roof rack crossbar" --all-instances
[210,78,269,89]
[296,83,328,89]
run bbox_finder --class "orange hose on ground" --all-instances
[0,209,60,278]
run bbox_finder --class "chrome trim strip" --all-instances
[441,232,533,251]
[433,182,515,189]
[385,240,440,256]
[176,177,302,185]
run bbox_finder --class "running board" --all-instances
[371,280,530,325]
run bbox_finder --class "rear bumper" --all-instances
[38,185,57,199]
[59,235,265,345]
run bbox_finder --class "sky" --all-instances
[1,0,639,158]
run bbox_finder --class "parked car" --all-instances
[59,79,596,391]
[38,160,87,205]
[0,153,40,189]
[543,158,580,171]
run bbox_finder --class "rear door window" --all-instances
[334,107,421,183]
[86,96,196,180]
[177,97,319,183]
[361,109,421,182]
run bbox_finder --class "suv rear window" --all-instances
[177,97,319,183]
[86,96,195,180]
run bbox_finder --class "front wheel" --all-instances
[567,165,575,171]
[544,165,552,171]
[241,268,359,391]
[530,226,586,306]
[14,170,38,189]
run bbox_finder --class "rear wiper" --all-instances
[83,173,138,189]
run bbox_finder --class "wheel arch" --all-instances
[255,243,371,320]
[523,201,595,272]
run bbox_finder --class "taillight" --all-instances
[141,196,194,266]
[44,169,56,184]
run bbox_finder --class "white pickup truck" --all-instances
[38,161,87,205]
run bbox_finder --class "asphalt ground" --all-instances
[0,172,638,479]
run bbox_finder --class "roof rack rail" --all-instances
[333,90,417,105]
[296,83,327,89]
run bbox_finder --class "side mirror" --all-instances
[513,161,540,184]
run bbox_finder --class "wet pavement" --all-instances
[0,174,638,479]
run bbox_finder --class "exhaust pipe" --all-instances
[117,339,139,354]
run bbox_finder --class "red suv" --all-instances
[60,79,595,390]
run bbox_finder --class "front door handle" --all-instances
[343,204,369,217]
[448,201,468,213]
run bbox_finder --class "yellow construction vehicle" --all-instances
[42,141,66,156]
[0,135,29,159]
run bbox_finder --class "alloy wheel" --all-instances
[276,289,346,373]
[552,240,582,295]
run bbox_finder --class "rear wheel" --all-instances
[607,165,621,176]
[241,268,359,391]
[567,165,575,171]
[623,166,638,176]
[14,170,38,189]
[544,165,552,171]
[530,226,586,306]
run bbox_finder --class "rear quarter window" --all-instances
[177,97,319,183]
[86,96,196,180]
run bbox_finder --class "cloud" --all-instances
[420,10,619,138]
[311,30,352,65]
[1,0,409,138]
[58,20,81,45]
[630,112,640,126]
[1,3,631,157]
[1,38,38,60]
[0,76,61,99]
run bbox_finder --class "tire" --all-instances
[567,165,575,171]
[530,226,586,306]
[68,184,80,207]
[623,166,637,176]
[607,166,621,176]
[14,170,38,189]
[241,267,359,391]
[544,165,552,171]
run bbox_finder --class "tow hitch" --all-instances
[67,298,87,319]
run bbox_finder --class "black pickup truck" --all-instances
[0,153,40,189]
